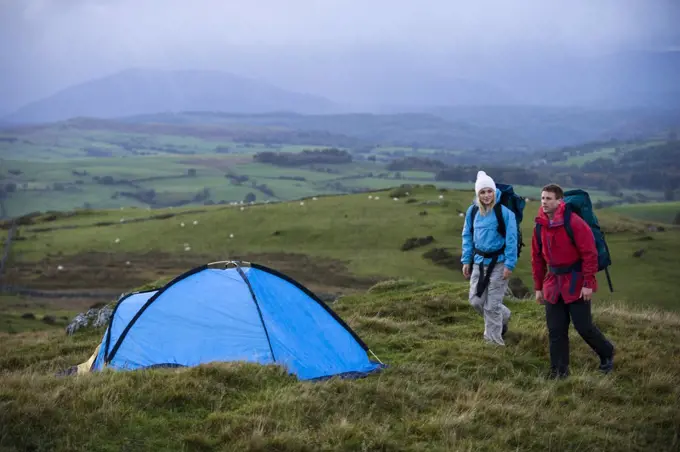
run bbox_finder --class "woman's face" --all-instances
[478,187,495,206]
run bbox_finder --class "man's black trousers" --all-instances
[545,296,614,373]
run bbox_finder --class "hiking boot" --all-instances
[547,368,569,380]
[599,355,614,374]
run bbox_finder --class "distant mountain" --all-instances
[423,105,680,146]
[123,105,680,150]
[117,111,530,150]
[4,68,339,124]
[223,48,680,111]
[479,50,680,109]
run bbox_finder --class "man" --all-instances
[532,184,614,379]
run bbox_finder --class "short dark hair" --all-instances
[541,183,564,199]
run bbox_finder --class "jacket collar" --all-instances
[535,201,566,227]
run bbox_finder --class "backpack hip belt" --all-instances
[549,261,582,295]
[473,246,505,298]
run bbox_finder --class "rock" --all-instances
[419,200,443,206]
[647,225,666,232]
[422,248,462,271]
[42,315,57,325]
[21,313,36,319]
[507,277,531,299]
[94,306,113,328]
[66,306,113,335]
[401,236,435,251]
[632,248,646,258]
[55,365,79,377]
[419,211,428,216]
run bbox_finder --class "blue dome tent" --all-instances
[84,261,384,380]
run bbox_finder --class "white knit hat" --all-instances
[475,171,496,194]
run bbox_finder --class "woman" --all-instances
[461,171,518,345]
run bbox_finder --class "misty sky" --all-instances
[1,0,679,113]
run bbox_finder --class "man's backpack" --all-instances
[470,183,526,257]
[535,189,613,292]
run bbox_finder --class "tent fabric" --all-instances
[86,263,383,380]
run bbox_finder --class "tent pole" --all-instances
[369,349,383,365]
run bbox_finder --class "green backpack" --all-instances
[535,189,613,292]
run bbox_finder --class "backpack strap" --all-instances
[470,205,479,239]
[535,223,542,252]
[563,206,577,248]
[494,203,506,238]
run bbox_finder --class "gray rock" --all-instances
[94,306,113,328]
[66,306,113,335]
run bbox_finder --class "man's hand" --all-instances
[535,290,544,304]
[462,264,471,279]
[503,268,512,280]
[580,286,593,301]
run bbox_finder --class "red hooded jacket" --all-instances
[531,201,599,304]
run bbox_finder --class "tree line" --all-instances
[392,142,680,196]
[253,148,352,166]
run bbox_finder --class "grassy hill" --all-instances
[3,185,679,310]
[607,201,680,225]
[1,280,679,451]
[1,186,679,450]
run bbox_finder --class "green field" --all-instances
[551,140,664,167]
[1,187,679,451]
[4,185,679,311]
[2,122,672,219]
[607,201,680,224]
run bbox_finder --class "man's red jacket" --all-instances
[531,201,599,304]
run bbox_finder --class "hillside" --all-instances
[3,69,338,124]
[1,186,679,450]
[1,280,679,451]
[518,139,680,201]
[607,202,680,225]
[2,185,679,310]
[121,108,680,150]
[427,105,680,149]
[0,122,675,223]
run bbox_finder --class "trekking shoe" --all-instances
[599,356,614,374]
[547,368,569,380]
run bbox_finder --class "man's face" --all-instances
[478,187,495,205]
[541,191,560,215]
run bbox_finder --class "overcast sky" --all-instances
[1,0,679,113]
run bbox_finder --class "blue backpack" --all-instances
[535,189,613,292]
